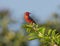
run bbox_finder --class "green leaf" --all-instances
[26,28,31,32]
[48,29,52,36]
[38,27,45,35]
[38,32,44,38]
[28,33,37,40]
[51,29,56,36]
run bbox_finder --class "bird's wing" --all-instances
[28,16,36,23]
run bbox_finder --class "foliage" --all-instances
[23,23,60,46]
[0,9,28,46]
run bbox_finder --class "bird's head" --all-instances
[24,12,31,16]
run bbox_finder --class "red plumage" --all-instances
[24,12,36,24]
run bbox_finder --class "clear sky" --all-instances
[0,0,60,23]
[0,0,60,46]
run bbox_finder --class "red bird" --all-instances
[24,12,36,24]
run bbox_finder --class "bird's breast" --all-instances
[24,15,29,19]
[24,15,33,23]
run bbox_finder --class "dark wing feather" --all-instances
[28,16,36,23]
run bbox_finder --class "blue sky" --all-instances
[0,0,60,23]
[0,0,60,46]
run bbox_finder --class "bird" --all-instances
[24,12,36,24]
